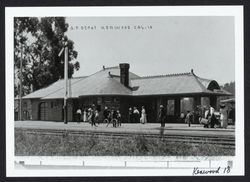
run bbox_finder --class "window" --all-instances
[167,100,175,115]
[181,97,194,113]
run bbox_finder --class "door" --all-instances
[39,102,48,120]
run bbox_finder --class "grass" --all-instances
[15,129,234,156]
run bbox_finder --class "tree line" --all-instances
[14,17,79,97]
[221,81,235,95]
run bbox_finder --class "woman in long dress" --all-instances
[220,105,228,129]
[87,108,92,124]
[83,108,87,122]
[140,106,147,124]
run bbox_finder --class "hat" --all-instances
[160,105,164,108]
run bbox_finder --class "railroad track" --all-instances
[15,128,235,149]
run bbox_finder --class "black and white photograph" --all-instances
[5,6,244,176]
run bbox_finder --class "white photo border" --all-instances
[5,6,244,176]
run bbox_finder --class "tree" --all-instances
[14,17,79,97]
[14,17,39,96]
[221,81,235,96]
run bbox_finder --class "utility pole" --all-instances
[58,40,68,124]
[19,44,23,121]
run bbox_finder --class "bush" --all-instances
[15,129,234,156]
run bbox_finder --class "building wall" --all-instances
[22,95,219,123]
[67,99,73,122]
[47,100,63,121]
[29,99,72,122]
[15,99,32,120]
[45,99,73,122]
[31,99,40,120]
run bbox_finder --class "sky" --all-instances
[65,16,235,85]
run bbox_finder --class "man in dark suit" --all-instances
[158,105,166,127]
[103,106,110,123]
[112,110,118,127]
[128,107,133,123]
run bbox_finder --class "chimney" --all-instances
[119,63,130,87]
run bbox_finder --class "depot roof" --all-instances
[22,66,231,99]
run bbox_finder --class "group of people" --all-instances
[75,103,232,129]
[198,104,230,129]
[76,106,99,127]
[128,106,147,124]
[178,104,232,129]
[76,105,122,127]
[103,106,122,127]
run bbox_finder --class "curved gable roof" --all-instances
[131,72,230,96]
[131,73,212,96]
[196,77,220,91]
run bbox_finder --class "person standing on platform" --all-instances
[103,106,110,123]
[202,106,210,128]
[209,106,216,128]
[220,104,228,129]
[76,108,82,123]
[107,110,114,127]
[231,106,235,124]
[185,111,192,127]
[133,107,140,123]
[204,106,210,119]
[90,109,97,127]
[95,110,100,125]
[117,110,122,127]
[158,105,166,127]
[140,106,147,124]
[87,108,92,123]
[83,108,87,123]
[112,109,118,127]
[128,107,133,123]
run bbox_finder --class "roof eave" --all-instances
[41,97,78,100]
[131,91,232,97]
[78,93,132,97]
[20,97,42,100]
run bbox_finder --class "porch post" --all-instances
[193,96,201,124]
[209,95,217,109]
[174,97,181,117]
[193,96,201,109]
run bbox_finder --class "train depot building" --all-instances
[18,63,231,123]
